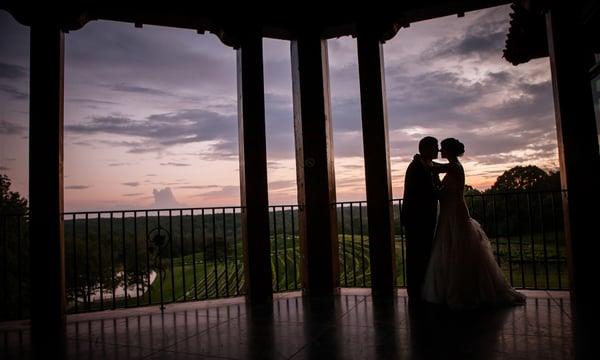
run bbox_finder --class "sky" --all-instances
[0,5,559,212]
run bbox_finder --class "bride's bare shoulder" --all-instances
[447,161,464,175]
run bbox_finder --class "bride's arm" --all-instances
[441,162,459,186]
[431,161,450,174]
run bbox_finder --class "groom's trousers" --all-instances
[404,220,436,301]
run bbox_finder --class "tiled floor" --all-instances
[0,289,573,359]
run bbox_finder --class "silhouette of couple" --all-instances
[403,137,525,308]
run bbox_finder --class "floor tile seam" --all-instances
[284,296,371,360]
[147,317,243,356]
[265,319,411,328]
[333,295,369,322]
[66,316,236,350]
[65,312,244,338]
[139,346,241,360]
[66,311,244,330]
[494,332,573,339]
[282,304,367,360]
[545,291,573,321]
[65,336,158,354]
[66,297,248,318]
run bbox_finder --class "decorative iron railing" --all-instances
[0,190,568,321]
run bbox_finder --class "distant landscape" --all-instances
[0,166,568,320]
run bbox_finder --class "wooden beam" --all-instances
[291,36,339,296]
[237,32,273,303]
[29,22,66,359]
[546,4,600,357]
[357,32,396,298]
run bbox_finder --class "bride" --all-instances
[422,138,526,308]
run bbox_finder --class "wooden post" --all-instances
[29,21,66,359]
[291,36,339,296]
[357,31,396,297]
[237,31,273,303]
[546,5,600,356]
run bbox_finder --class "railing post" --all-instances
[237,29,273,303]
[546,4,600,355]
[357,28,396,298]
[29,20,66,359]
[291,34,339,297]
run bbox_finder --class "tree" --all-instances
[543,170,562,190]
[464,184,482,196]
[0,173,28,214]
[489,165,551,192]
[0,174,29,320]
[482,166,564,239]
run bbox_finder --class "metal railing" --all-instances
[270,205,300,292]
[460,190,568,290]
[0,190,569,321]
[337,201,370,288]
[62,207,245,315]
[0,213,28,321]
[338,190,568,289]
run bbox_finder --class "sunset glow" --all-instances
[0,5,558,211]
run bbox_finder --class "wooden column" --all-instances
[29,22,66,358]
[546,5,600,355]
[237,32,273,303]
[291,36,339,296]
[357,32,396,297]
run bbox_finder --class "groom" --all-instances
[402,136,444,303]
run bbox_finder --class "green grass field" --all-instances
[70,231,567,314]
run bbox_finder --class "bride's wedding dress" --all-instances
[422,160,526,308]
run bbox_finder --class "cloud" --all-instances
[64,20,236,94]
[122,182,140,187]
[319,9,555,174]
[0,62,28,80]
[0,12,30,59]
[2,5,558,205]
[268,180,296,191]
[0,83,28,100]
[123,192,144,197]
[0,120,26,135]
[176,185,219,189]
[160,162,191,167]
[151,187,184,209]
[65,185,90,190]
[421,7,510,61]
[267,161,294,170]
[382,66,554,163]
[72,140,93,147]
[65,109,237,153]
[67,98,119,105]
[340,164,364,170]
[191,185,239,206]
[263,92,295,159]
[198,140,238,161]
[110,83,173,96]
[108,162,130,167]
[385,70,486,127]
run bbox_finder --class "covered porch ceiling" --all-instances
[2,1,511,46]
[503,0,600,65]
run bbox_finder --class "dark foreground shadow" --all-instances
[408,302,512,359]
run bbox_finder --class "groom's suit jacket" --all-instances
[402,154,440,228]
[402,154,441,298]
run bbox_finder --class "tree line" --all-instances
[0,165,564,320]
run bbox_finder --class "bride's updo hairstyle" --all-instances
[441,138,465,157]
